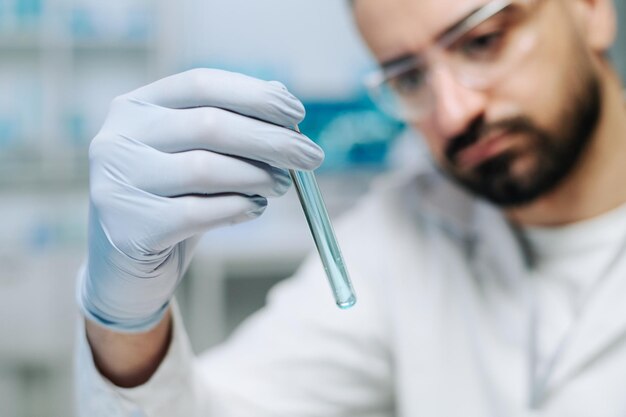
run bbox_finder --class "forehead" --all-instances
[353,0,490,62]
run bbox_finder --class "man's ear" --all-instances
[569,0,617,53]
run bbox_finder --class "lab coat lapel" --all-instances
[411,166,530,302]
[406,156,626,404]
[544,255,626,395]
[469,202,626,404]
[471,201,529,288]
[470,200,532,354]
[417,173,532,336]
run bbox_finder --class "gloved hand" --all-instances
[78,69,324,332]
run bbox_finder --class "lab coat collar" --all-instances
[539,252,626,403]
[400,154,477,244]
[404,152,626,405]
[403,155,529,285]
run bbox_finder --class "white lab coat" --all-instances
[75,152,626,416]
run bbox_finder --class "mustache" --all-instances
[445,116,543,164]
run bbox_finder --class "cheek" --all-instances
[486,24,577,132]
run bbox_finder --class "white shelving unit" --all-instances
[0,1,182,416]
[0,0,182,189]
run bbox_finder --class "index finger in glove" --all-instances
[105,103,323,171]
[128,68,304,128]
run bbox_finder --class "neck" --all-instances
[506,69,626,227]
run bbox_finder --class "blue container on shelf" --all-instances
[299,97,404,171]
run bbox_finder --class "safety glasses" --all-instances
[364,0,545,122]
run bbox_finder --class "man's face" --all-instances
[354,0,603,207]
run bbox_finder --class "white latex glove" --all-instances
[78,69,324,332]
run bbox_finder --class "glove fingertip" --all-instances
[303,148,325,171]
[231,196,267,223]
[250,195,268,208]
[269,80,288,91]
[248,195,268,217]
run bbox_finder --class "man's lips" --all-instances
[454,130,514,170]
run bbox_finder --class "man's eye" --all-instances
[389,68,426,95]
[460,32,505,59]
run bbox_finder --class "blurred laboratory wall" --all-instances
[0,2,163,416]
[0,1,624,416]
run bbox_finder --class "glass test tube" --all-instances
[289,168,356,309]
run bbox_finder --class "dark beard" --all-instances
[441,71,602,207]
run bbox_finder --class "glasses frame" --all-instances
[364,0,539,121]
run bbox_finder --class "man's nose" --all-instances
[429,66,487,140]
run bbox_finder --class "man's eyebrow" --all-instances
[438,4,485,45]
[381,54,418,72]
[380,4,485,72]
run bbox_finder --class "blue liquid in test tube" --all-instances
[288,165,356,309]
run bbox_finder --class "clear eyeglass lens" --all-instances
[371,0,539,121]
[450,2,537,87]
